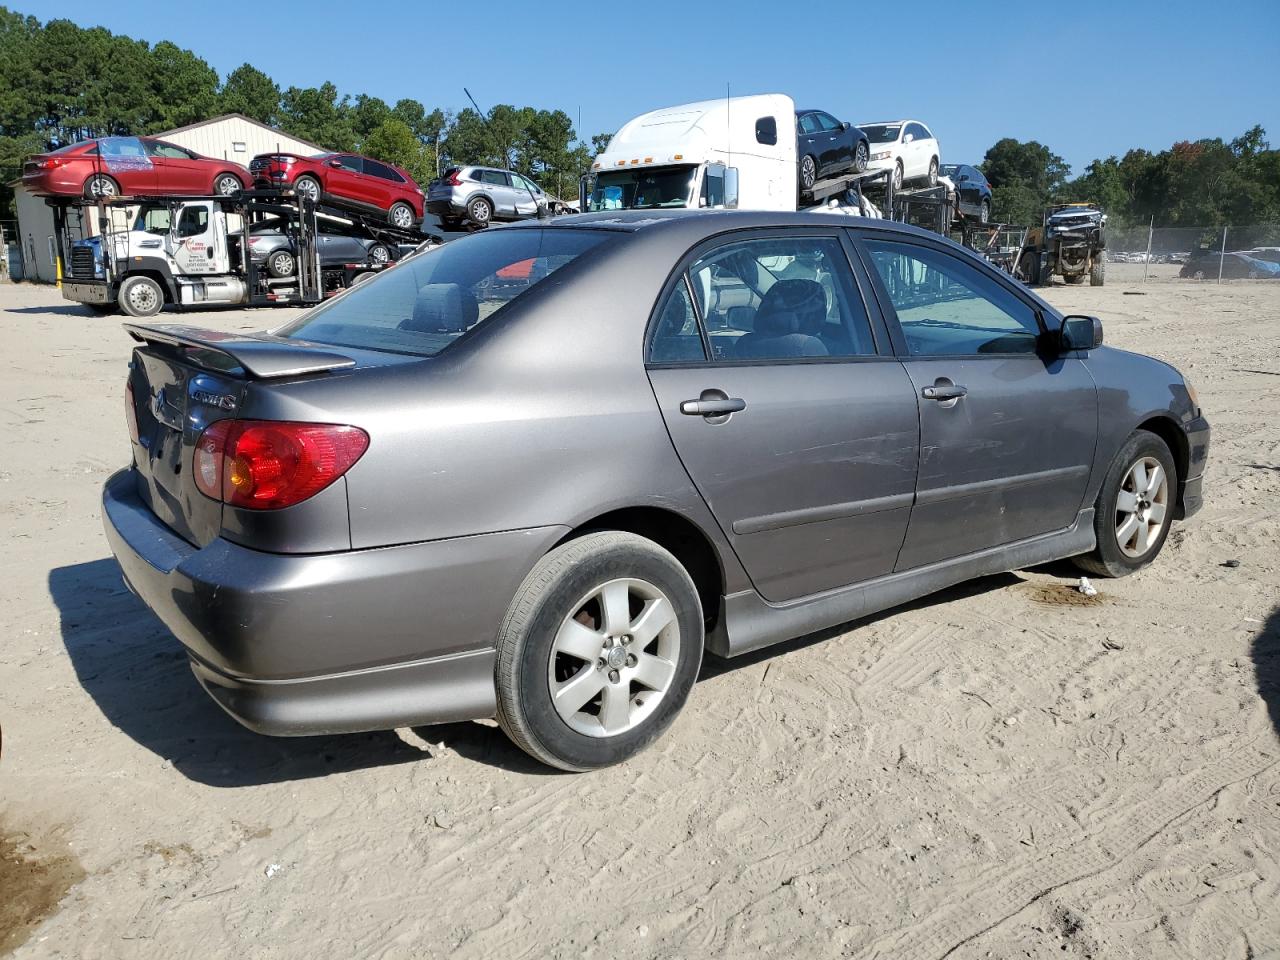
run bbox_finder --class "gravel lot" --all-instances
[1,264,1277,959]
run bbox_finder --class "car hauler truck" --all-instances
[580,94,892,217]
[50,190,429,318]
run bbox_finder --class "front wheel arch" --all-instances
[1135,415,1191,518]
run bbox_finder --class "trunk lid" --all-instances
[123,324,359,547]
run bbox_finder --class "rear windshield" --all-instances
[277,228,613,357]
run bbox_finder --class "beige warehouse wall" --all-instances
[161,117,323,163]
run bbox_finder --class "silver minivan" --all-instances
[426,165,548,228]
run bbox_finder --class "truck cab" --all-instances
[582,94,800,214]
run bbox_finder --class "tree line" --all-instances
[0,7,606,216]
[981,127,1280,230]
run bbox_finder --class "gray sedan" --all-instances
[103,210,1209,771]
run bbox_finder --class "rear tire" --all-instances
[1019,250,1040,285]
[83,174,119,199]
[495,531,704,771]
[367,243,392,264]
[266,249,295,278]
[892,160,904,190]
[293,175,321,203]
[1090,258,1105,286]
[467,196,493,227]
[978,199,991,224]
[1073,430,1177,578]
[118,275,164,318]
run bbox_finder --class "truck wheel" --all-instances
[467,196,493,226]
[214,173,243,196]
[267,250,295,278]
[388,203,415,229]
[294,175,321,203]
[495,531,704,771]
[1073,430,1177,578]
[799,155,817,191]
[1090,258,1106,286]
[1018,251,1040,285]
[118,276,164,318]
[83,174,119,199]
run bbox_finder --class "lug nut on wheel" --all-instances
[608,669,620,684]
[626,654,636,667]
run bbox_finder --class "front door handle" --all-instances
[681,392,746,417]
[921,383,968,402]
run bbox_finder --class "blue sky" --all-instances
[24,0,1280,176]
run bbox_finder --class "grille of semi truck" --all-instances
[70,247,97,278]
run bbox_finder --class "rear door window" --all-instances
[279,228,614,357]
[365,159,405,182]
[480,170,510,186]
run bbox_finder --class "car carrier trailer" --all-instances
[48,188,432,317]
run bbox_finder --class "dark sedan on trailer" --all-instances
[795,109,869,192]
[103,210,1209,772]
[941,163,993,223]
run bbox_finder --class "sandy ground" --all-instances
[1,263,1278,959]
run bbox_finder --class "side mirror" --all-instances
[843,121,851,131]
[724,167,739,209]
[327,159,343,168]
[1060,315,1104,351]
[903,133,914,144]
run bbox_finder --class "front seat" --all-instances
[400,283,479,334]
[735,279,829,359]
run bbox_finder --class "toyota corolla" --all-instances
[102,211,1209,771]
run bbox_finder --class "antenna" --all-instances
[463,87,546,218]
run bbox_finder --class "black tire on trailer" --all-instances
[266,249,295,278]
[388,202,415,229]
[1073,430,1178,578]
[350,270,377,285]
[214,173,243,196]
[853,140,869,173]
[118,275,164,318]
[495,531,704,772]
[978,199,991,224]
[799,154,817,191]
[367,243,391,265]
[892,159,904,190]
[926,156,938,187]
[293,175,321,203]
[467,196,493,227]
[1019,250,1040,285]
[83,174,120,199]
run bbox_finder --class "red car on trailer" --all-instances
[23,136,247,199]
[249,152,424,229]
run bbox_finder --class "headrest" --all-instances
[404,283,478,333]
[756,279,826,335]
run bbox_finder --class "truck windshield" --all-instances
[277,228,614,358]
[134,206,172,234]
[588,166,696,211]
[862,125,901,144]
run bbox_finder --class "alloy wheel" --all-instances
[800,155,816,189]
[1115,456,1169,558]
[547,577,681,738]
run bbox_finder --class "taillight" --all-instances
[124,380,139,443]
[446,170,463,186]
[193,420,369,510]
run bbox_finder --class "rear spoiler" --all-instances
[123,323,355,379]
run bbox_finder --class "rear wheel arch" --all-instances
[552,506,726,636]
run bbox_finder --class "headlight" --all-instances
[870,151,891,161]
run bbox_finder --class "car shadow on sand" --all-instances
[50,558,444,787]
[1257,605,1280,742]
[51,558,1028,782]
[4,304,105,317]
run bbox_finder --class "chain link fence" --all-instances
[1104,223,1280,281]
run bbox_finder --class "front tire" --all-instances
[1073,430,1177,578]
[118,275,164,318]
[892,159,904,190]
[799,154,817,192]
[367,243,391,264]
[853,140,869,173]
[293,175,321,203]
[979,199,991,224]
[1090,258,1105,286]
[214,173,243,196]
[388,202,415,229]
[495,531,704,771]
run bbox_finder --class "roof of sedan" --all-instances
[504,209,950,242]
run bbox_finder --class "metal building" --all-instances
[8,114,327,282]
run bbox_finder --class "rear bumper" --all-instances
[426,198,466,218]
[101,468,567,735]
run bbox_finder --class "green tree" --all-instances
[146,41,219,133]
[362,117,434,187]
[279,82,355,151]
[220,64,281,125]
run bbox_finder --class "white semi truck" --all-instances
[580,93,886,217]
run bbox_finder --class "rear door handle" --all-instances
[681,397,746,416]
[921,384,967,401]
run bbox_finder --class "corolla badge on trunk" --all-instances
[188,374,238,411]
